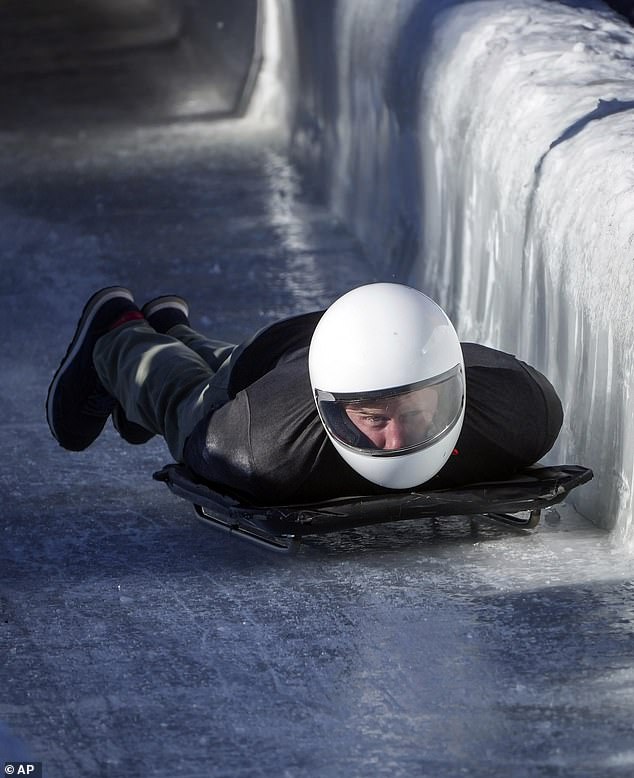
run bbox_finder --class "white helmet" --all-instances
[309,283,465,489]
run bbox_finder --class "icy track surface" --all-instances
[289,0,634,545]
[6,115,633,778]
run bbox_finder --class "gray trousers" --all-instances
[93,321,236,460]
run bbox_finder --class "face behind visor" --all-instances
[316,366,464,456]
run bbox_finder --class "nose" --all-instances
[383,420,407,450]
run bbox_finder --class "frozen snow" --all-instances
[281,0,634,546]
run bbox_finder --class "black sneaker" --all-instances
[142,295,190,334]
[112,403,155,446]
[46,286,141,451]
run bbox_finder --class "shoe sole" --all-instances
[46,286,134,444]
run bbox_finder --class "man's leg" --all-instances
[141,296,236,370]
[47,287,239,460]
[111,295,237,446]
[94,320,231,461]
[171,324,234,365]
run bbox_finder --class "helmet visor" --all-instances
[315,365,464,457]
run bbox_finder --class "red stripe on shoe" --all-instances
[109,311,145,330]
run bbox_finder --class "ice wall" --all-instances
[284,0,634,543]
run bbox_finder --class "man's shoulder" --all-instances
[461,341,519,369]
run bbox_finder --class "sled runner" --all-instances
[153,463,593,552]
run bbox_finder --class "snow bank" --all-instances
[415,1,634,545]
[270,0,634,543]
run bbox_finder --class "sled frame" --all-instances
[154,463,592,553]
[192,504,542,552]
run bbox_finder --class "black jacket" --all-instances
[184,313,563,504]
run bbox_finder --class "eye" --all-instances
[399,410,423,424]
[360,414,388,428]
